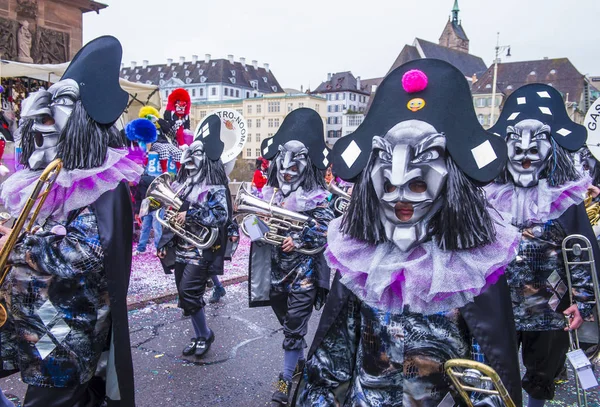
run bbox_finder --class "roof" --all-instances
[451,21,469,41]
[311,71,371,95]
[57,0,108,13]
[471,58,587,105]
[120,58,284,94]
[361,77,383,93]
[387,45,421,75]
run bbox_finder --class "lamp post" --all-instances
[490,32,511,126]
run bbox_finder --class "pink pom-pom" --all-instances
[402,70,428,93]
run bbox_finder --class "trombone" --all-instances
[327,180,351,216]
[444,359,516,407]
[0,158,62,327]
[561,234,600,407]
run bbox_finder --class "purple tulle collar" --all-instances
[0,148,142,223]
[325,213,519,315]
[262,186,328,212]
[485,176,589,227]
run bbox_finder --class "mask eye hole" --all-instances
[41,115,55,125]
[409,181,428,193]
[530,147,538,155]
[290,165,298,172]
[515,147,523,155]
[384,180,397,193]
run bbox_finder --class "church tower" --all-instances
[438,0,470,53]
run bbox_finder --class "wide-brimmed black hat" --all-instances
[490,83,586,151]
[62,35,128,125]
[194,114,224,161]
[331,58,507,183]
[260,108,330,169]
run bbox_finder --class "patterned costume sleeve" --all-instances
[297,295,360,406]
[187,186,229,228]
[292,204,334,250]
[8,209,104,279]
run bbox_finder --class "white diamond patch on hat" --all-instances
[471,140,497,169]
[323,157,329,167]
[263,147,269,155]
[537,91,551,98]
[556,128,571,137]
[539,106,552,115]
[200,124,210,138]
[267,139,273,147]
[517,97,527,105]
[508,112,520,121]
[322,148,328,157]
[341,140,361,168]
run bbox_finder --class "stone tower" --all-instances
[438,0,470,53]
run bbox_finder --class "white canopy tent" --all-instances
[0,59,162,128]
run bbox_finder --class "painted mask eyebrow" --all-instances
[414,133,445,155]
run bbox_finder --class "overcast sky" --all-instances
[83,0,599,90]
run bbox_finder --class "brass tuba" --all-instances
[145,174,219,250]
[327,180,351,216]
[234,183,324,255]
[561,234,600,406]
[444,359,516,407]
[0,158,63,327]
[584,193,600,226]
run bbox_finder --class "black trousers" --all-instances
[174,262,210,315]
[518,330,569,400]
[270,289,317,351]
[23,377,105,407]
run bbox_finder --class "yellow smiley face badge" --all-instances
[407,98,426,112]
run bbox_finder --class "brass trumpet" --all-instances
[0,158,63,327]
[444,359,516,407]
[234,183,324,255]
[327,180,351,215]
[145,174,219,250]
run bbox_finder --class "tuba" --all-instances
[327,180,351,216]
[584,193,600,226]
[561,234,600,406]
[145,174,219,250]
[234,183,324,255]
[444,359,516,407]
[0,158,62,327]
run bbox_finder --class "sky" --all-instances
[83,0,600,90]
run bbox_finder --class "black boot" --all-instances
[272,373,292,405]
[195,329,215,358]
[182,338,198,356]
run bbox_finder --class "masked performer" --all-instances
[294,59,523,407]
[138,105,183,174]
[484,84,598,407]
[247,108,334,405]
[157,114,231,358]
[163,88,193,149]
[0,36,139,407]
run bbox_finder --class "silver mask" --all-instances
[180,140,206,185]
[506,119,552,187]
[21,79,80,170]
[276,140,308,196]
[370,120,448,251]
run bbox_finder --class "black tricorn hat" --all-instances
[331,58,507,183]
[61,35,128,125]
[194,114,224,161]
[490,83,586,151]
[260,107,330,170]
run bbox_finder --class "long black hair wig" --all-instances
[266,152,327,192]
[340,150,496,251]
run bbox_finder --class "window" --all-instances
[256,134,261,142]
[247,105,252,114]
[268,101,280,112]
[336,130,342,138]
[315,104,319,112]
[199,88,204,97]
[248,134,252,142]
[288,103,293,112]
[268,118,274,127]
[347,116,363,126]
[328,105,332,112]
[350,93,356,101]
[327,94,332,101]
[192,89,196,97]
[246,148,252,157]
[341,93,345,100]
[225,88,229,96]
[274,118,280,128]
[237,109,243,115]
[211,87,216,96]
[250,80,258,89]
[236,90,240,97]
[246,92,250,98]
[256,149,261,157]
[298,103,304,108]
[248,119,252,128]
[336,93,340,100]
[328,130,335,138]
[257,105,262,114]
[256,119,261,128]
[268,133,274,138]
[200,111,207,118]
[475,97,485,107]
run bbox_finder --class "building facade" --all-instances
[311,72,370,145]
[191,91,327,160]
[120,55,284,106]
[0,0,106,64]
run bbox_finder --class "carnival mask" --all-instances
[276,140,308,196]
[175,101,187,116]
[581,151,596,174]
[20,79,80,170]
[180,140,205,183]
[506,119,552,187]
[370,120,448,251]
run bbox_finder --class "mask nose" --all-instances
[282,151,294,169]
[389,145,414,187]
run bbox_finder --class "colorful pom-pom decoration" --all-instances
[402,70,428,93]
[0,85,4,94]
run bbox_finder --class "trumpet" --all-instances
[444,359,516,407]
[327,180,351,215]
[561,234,600,407]
[0,158,63,328]
[145,174,218,250]
[234,183,324,255]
